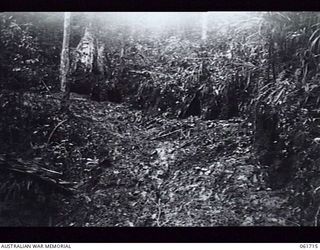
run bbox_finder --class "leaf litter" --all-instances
[16,93,299,226]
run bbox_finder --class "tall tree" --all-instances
[69,15,108,100]
[72,13,107,76]
[60,12,71,93]
[72,24,100,74]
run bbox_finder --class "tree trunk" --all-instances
[72,25,107,75]
[97,42,106,77]
[72,26,96,74]
[60,12,71,112]
[60,12,71,93]
[70,25,106,95]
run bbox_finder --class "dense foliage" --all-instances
[1,12,320,226]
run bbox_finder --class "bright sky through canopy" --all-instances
[94,12,254,29]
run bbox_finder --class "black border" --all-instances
[0,0,320,11]
[0,227,318,242]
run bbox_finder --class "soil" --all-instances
[0,91,302,226]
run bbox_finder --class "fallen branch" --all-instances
[0,156,76,195]
[151,129,182,140]
[47,119,68,144]
[128,70,173,79]
[40,79,51,93]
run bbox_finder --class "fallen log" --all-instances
[0,154,76,196]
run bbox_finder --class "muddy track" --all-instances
[53,96,298,226]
